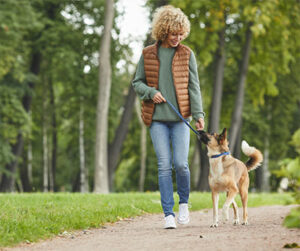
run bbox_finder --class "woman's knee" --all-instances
[174,161,189,175]
[158,158,172,176]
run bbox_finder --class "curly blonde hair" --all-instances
[151,5,190,42]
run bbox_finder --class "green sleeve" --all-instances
[188,51,205,121]
[132,54,158,100]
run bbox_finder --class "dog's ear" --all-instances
[219,128,227,144]
[221,128,227,138]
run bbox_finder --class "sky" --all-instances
[62,0,151,73]
[116,0,150,64]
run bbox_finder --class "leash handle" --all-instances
[165,99,200,136]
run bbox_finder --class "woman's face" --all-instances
[162,31,184,48]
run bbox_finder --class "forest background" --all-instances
[0,0,299,194]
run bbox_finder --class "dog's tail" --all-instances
[241,140,263,172]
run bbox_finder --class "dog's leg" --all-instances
[239,175,249,225]
[222,185,238,223]
[232,199,239,225]
[211,191,219,227]
[240,186,249,225]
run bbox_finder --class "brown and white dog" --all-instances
[199,128,263,227]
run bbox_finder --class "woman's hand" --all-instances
[196,118,205,131]
[152,92,166,103]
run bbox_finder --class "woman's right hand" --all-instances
[152,92,166,103]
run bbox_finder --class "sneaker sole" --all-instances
[177,219,190,225]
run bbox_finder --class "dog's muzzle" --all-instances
[197,130,209,144]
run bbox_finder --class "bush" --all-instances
[274,129,300,228]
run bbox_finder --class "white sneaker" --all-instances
[164,215,176,229]
[177,203,190,224]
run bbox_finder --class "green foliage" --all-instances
[247,0,300,105]
[0,0,39,81]
[0,192,294,247]
[291,129,300,155]
[274,129,300,228]
[0,83,30,168]
[0,0,132,191]
[0,86,30,143]
[284,207,300,229]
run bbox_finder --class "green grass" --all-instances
[0,192,295,247]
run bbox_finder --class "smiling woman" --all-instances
[132,5,205,229]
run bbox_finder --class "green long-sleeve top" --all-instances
[132,45,205,122]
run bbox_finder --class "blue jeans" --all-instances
[150,121,190,217]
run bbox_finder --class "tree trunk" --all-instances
[191,141,200,190]
[208,28,226,134]
[139,124,147,192]
[0,134,24,192]
[233,121,242,159]
[79,98,89,193]
[261,103,271,192]
[27,113,33,185]
[260,136,270,192]
[42,130,49,192]
[43,94,49,193]
[135,98,147,192]
[72,170,80,192]
[108,84,136,190]
[20,152,32,192]
[23,139,33,191]
[256,103,271,192]
[20,110,33,192]
[49,151,54,192]
[229,24,253,152]
[94,0,114,193]
[27,145,32,185]
[197,141,210,191]
[49,75,57,192]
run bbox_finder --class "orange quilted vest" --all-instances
[141,42,191,126]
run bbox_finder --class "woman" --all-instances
[132,5,205,229]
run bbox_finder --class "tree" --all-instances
[79,97,88,193]
[135,98,147,192]
[94,0,115,193]
[108,84,136,190]
[229,22,253,152]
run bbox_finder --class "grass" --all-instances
[0,192,295,247]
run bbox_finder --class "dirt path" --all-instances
[5,205,300,251]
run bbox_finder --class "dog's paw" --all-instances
[233,219,239,225]
[242,220,248,225]
[222,211,229,222]
[210,223,218,228]
[222,215,229,224]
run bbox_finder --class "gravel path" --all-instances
[5,205,300,251]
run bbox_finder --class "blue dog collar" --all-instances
[211,151,230,159]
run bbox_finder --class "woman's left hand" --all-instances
[196,118,205,131]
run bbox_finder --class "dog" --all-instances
[199,128,263,227]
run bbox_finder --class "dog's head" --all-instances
[199,128,229,153]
